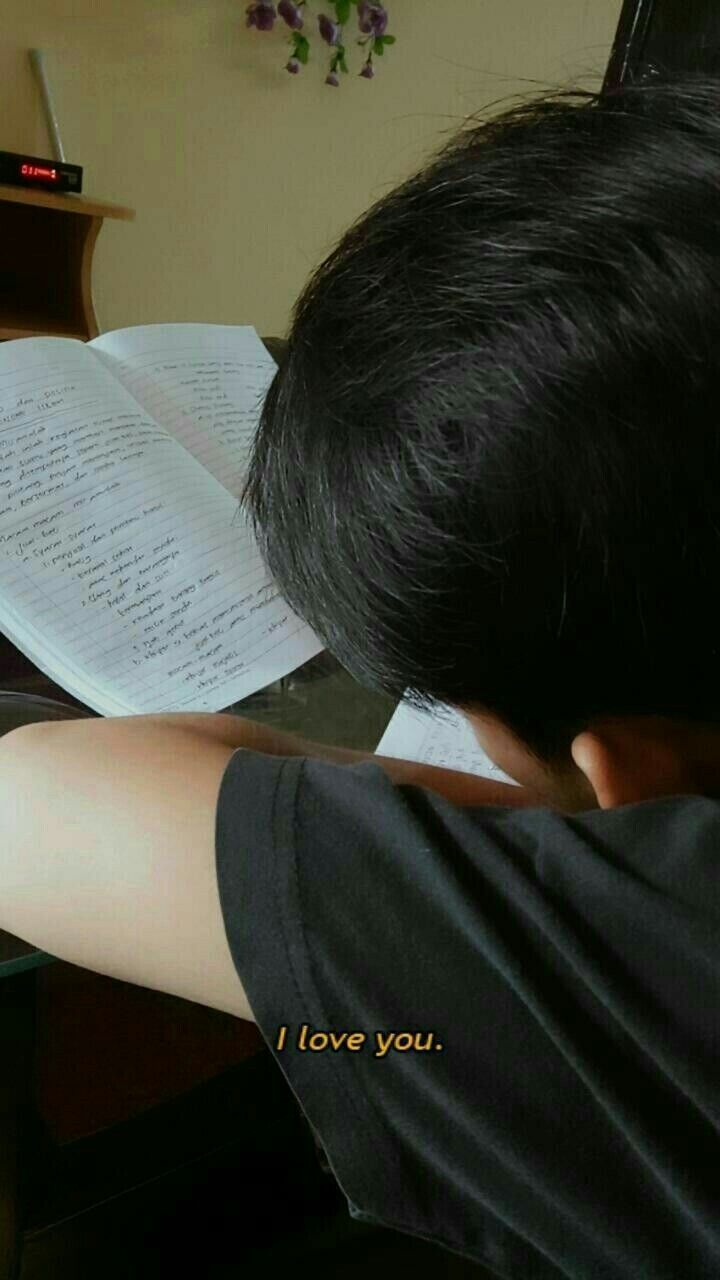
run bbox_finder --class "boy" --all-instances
[2,73,720,1277]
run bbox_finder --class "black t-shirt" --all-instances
[214,748,720,1279]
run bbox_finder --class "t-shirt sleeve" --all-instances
[214,748,409,1215]
[214,746,720,1280]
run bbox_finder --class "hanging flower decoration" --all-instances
[246,1,395,85]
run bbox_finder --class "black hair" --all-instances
[241,72,720,765]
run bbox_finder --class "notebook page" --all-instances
[0,337,321,716]
[375,698,519,785]
[88,324,278,500]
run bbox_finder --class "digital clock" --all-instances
[0,149,83,194]
[22,162,57,182]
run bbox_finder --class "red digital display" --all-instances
[20,162,58,183]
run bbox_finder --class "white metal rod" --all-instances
[28,49,66,163]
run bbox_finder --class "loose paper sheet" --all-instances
[376,698,518,785]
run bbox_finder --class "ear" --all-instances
[570,717,703,809]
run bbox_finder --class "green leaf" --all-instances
[382,35,396,45]
[294,35,309,64]
[373,37,384,55]
[335,0,351,23]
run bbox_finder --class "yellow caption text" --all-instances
[275,1025,444,1057]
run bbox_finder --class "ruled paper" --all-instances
[88,324,278,501]
[375,698,519,784]
[0,336,321,716]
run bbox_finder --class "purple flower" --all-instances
[359,61,374,78]
[246,2,277,31]
[358,2,388,36]
[318,13,341,45]
[286,57,301,73]
[278,0,303,29]
[325,71,340,86]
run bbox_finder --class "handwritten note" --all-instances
[89,324,278,501]
[375,698,518,784]
[0,334,321,715]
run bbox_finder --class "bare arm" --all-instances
[132,711,544,809]
[0,711,541,1022]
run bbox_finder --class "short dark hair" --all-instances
[241,73,720,764]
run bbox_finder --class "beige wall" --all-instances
[0,0,621,339]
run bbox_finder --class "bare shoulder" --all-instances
[0,715,255,1022]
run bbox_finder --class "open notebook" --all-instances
[376,698,518,784]
[0,324,322,716]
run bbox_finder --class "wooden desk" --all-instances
[0,955,50,1280]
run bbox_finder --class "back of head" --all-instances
[242,73,720,764]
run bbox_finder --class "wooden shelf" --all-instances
[0,182,135,221]
[0,183,135,342]
[0,323,88,342]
